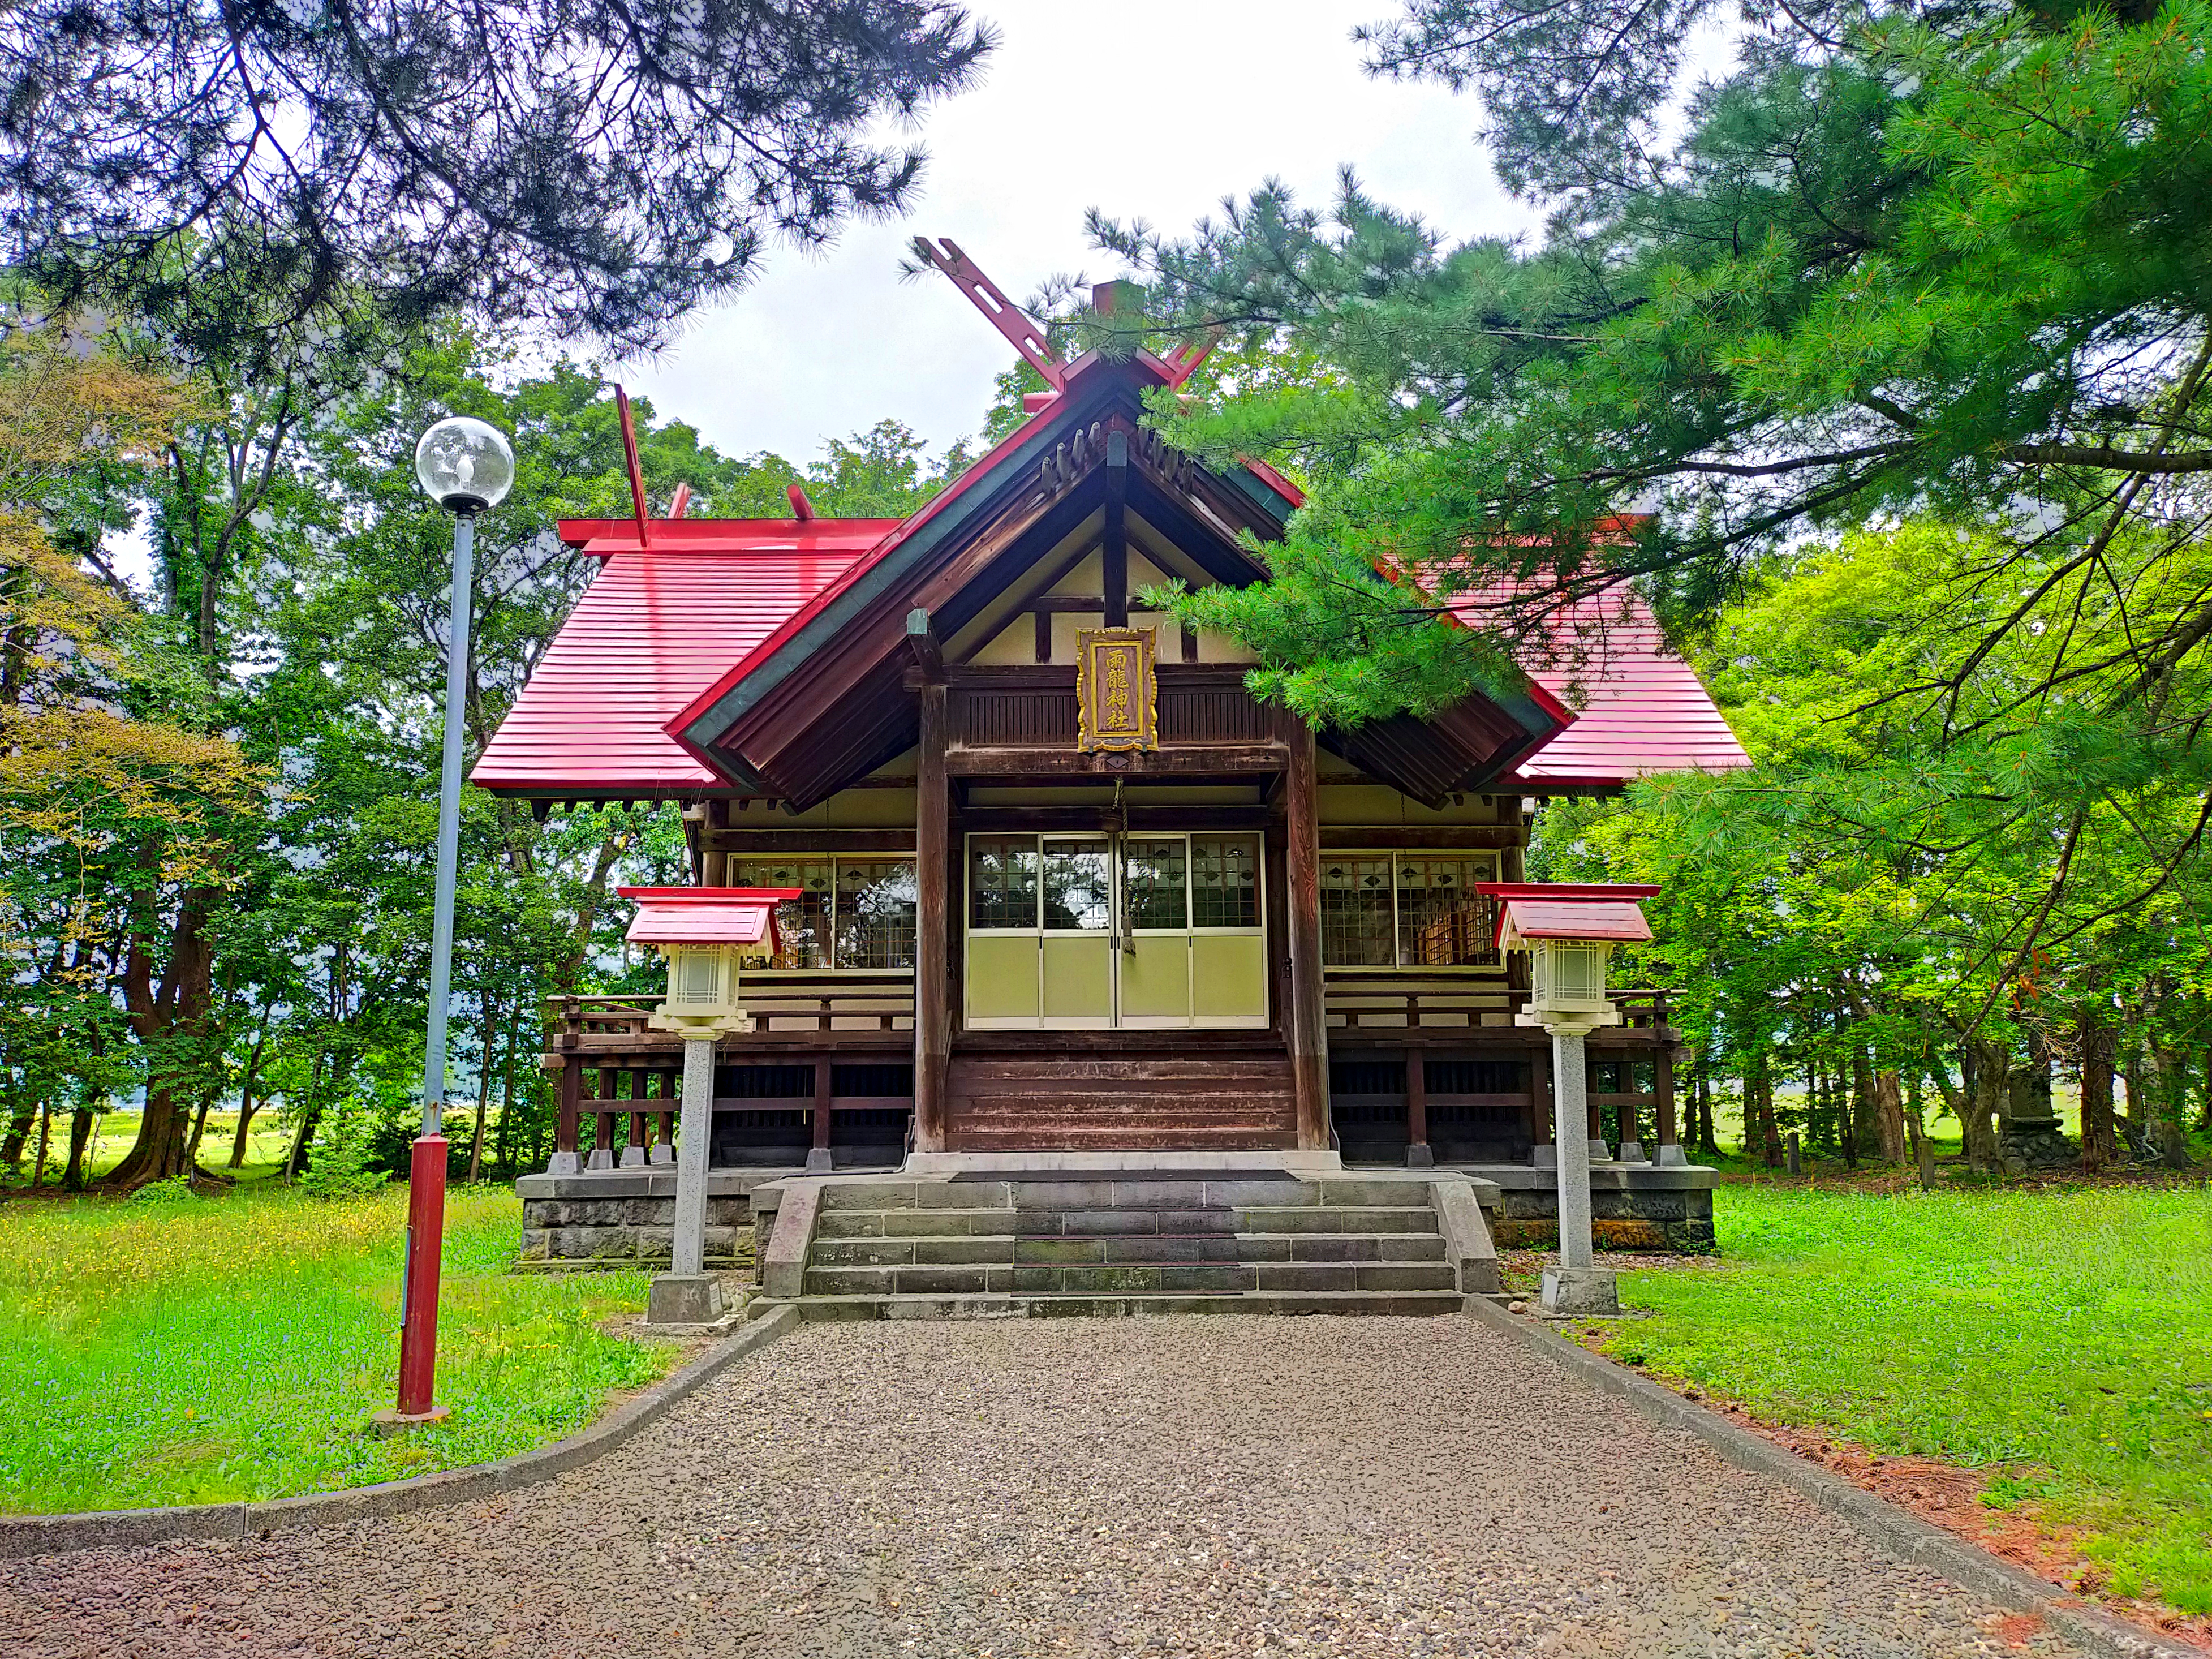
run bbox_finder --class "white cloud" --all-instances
[617,0,1540,466]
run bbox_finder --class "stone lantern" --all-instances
[618,886,798,1324]
[1479,882,1659,1316]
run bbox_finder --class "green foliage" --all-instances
[0,1184,672,1510]
[1092,3,2212,732]
[294,1107,386,1200]
[1597,1181,2212,1613]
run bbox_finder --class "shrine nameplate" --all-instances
[1075,628,1158,754]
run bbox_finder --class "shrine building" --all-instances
[477,253,1750,1299]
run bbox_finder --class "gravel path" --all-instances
[6,1315,2089,1658]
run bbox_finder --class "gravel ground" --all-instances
[5,1315,2090,1658]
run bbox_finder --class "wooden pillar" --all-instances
[1284,717,1329,1151]
[1529,1043,1550,1154]
[554,1055,582,1171]
[1655,1043,1681,1164]
[911,611,950,1154]
[1404,1047,1431,1167]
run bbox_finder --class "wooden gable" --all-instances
[666,354,1564,810]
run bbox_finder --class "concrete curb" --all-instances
[0,1303,800,1561]
[1460,1295,2196,1659]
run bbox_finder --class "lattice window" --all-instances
[730,858,832,969]
[1190,835,1260,929]
[1122,837,1188,930]
[1322,857,1395,966]
[834,861,917,969]
[968,837,1040,930]
[1397,858,1500,968]
[1042,839,1111,931]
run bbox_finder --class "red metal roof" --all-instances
[1500,896,1654,943]
[470,545,868,794]
[1483,590,1749,788]
[553,518,901,559]
[618,886,801,946]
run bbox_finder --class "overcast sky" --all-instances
[618,0,1540,468]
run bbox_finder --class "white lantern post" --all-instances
[618,886,799,1325]
[1480,882,1659,1317]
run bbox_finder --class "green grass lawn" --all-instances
[1590,1181,2212,1615]
[0,1184,676,1513]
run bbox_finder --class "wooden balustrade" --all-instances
[1323,977,1675,1038]
[545,979,918,1166]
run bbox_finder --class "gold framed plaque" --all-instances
[1075,627,1158,753]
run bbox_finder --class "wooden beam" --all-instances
[1284,714,1329,1151]
[946,743,1285,778]
[1319,826,1521,850]
[959,804,1275,832]
[708,829,918,854]
[913,676,951,1153]
[1103,429,1129,628]
[905,608,943,679]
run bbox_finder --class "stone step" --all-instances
[814,1202,1440,1239]
[810,1230,1449,1268]
[763,1288,1469,1321]
[811,1176,1435,1211]
[801,1260,1458,1298]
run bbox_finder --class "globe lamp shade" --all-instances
[414,416,515,514]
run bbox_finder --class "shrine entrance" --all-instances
[963,830,1268,1030]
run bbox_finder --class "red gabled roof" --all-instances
[470,541,870,794]
[617,886,801,946]
[665,370,1112,750]
[1483,590,1750,788]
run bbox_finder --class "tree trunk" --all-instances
[1751,1054,1783,1167]
[1,1094,33,1169]
[2079,1013,2115,1174]
[184,1093,213,1169]
[31,1095,53,1188]
[109,885,218,1189]
[282,1051,329,1182]
[2157,1047,2192,1167]
[2120,1042,2148,1143]
[1873,1071,1907,1166]
[1695,1061,1718,1157]
[227,1095,260,1167]
[62,1107,95,1189]
[1963,1037,2008,1172]
[1841,1043,1866,1170]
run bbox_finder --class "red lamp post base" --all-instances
[369,1404,453,1438]
[397,1133,449,1419]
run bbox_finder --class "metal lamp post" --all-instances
[389,415,515,1428]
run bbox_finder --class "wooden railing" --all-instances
[544,979,916,1170]
[1323,977,1675,1034]
[546,974,916,1052]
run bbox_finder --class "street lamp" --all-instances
[385,415,515,1430]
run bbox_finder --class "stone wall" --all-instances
[513,1170,773,1270]
[1484,1167,1718,1253]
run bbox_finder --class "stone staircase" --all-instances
[752,1172,1499,1320]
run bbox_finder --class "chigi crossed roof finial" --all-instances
[910,236,1215,398]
